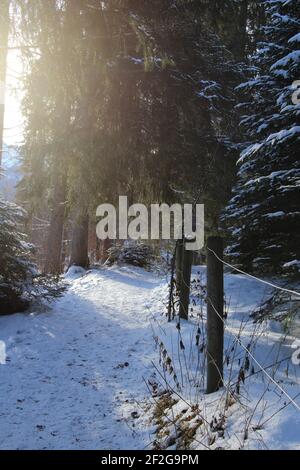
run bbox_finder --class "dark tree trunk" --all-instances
[178,242,193,321]
[167,244,177,322]
[100,238,112,262]
[176,239,184,293]
[0,0,9,168]
[87,221,98,265]
[237,0,249,60]
[69,210,89,268]
[206,236,224,394]
[95,237,101,262]
[44,176,66,274]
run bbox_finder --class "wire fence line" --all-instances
[207,247,300,298]
[168,248,300,416]
[176,247,300,410]
[207,295,300,413]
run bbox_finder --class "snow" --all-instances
[272,12,299,25]
[0,266,162,450]
[240,126,300,166]
[0,265,299,450]
[289,33,300,43]
[151,267,300,450]
[271,50,300,70]
[264,211,285,218]
[272,68,288,78]
[0,145,21,201]
[244,169,300,187]
[64,265,87,280]
[238,143,262,164]
[266,126,300,144]
[283,260,300,270]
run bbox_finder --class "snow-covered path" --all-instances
[0,266,163,450]
[1,264,299,450]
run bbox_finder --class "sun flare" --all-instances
[3,49,23,145]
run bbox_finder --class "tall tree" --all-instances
[44,171,66,274]
[135,0,246,229]
[17,0,84,271]
[0,197,63,315]
[0,0,9,168]
[17,0,247,271]
[224,0,300,275]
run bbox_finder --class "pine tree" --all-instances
[0,197,63,315]
[129,0,246,230]
[225,0,300,275]
[44,172,66,274]
[17,0,247,271]
[17,0,88,271]
[0,0,9,168]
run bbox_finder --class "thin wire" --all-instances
[4,124,24,131]
[208,247,300,298]
[207,296,300,413]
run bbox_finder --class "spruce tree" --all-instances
[0,197,63,314]
[17,0,247,269]
[130,0,246,230]
[0,0,9,168]
[225,0,300,275]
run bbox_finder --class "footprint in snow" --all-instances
[36,425,45,431]
[114,362,129,369]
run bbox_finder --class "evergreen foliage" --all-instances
[16,0,246,235]
[224,0,300,275]
[107,241,154,268]
[0,198,64,315]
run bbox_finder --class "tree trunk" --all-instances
[0,0,9,168]
[69,209,89,268]
[95,237,101,262]
[237,0,249,61]
[178,241,193,320]
[206,236,224,394]
[44,176,66,274]
[88,220,98,265]
[176,239,184,293]
[100,238,112,262]
[167,244,177,322]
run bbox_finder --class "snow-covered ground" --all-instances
[0,266,163,450]
[0,264,299,450]
[0,145,21,201]
[151,268,300,450]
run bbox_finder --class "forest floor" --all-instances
[0,266,163,450]
[0,265,299,450]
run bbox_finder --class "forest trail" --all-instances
[1,265,299,450]
[0,266,163,450]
